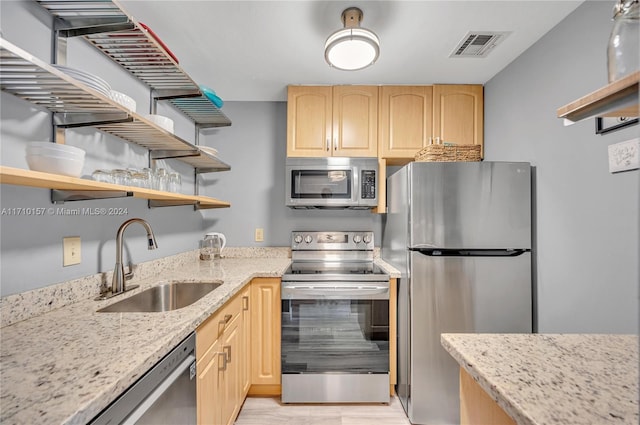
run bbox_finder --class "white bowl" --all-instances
[26,153,84,177]
[26,142,85,159]
[143,114,174,133]
[109,90,136,112]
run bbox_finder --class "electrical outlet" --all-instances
[255,228,264,242]
[63,236,81,266]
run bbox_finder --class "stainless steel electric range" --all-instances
[281,231,390,404]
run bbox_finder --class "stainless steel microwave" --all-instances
[285,157,378,209]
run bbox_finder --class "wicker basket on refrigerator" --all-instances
[414,139,481,162]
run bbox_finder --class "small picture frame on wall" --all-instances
[595,117,639,135]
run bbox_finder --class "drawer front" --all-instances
[197,291,243,362]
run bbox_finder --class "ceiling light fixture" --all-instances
[324,7,380,71]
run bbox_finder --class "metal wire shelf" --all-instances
[0,38,230,172]
[35,0,231,127]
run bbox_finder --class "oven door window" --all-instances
[290,170,352,199]
[281,299,389,374]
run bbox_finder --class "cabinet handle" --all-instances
[326,138,330,151]
[218,352,227,371]
[219,314,232,325]
[223,345,232,364]
[242,296,249,311]
[334,138,337,151]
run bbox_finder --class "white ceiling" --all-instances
[119,0,584,102]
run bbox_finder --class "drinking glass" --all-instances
[168,172,181,192]
[112,169,131,186]
[155,168,168,191]
[92,169,113,183]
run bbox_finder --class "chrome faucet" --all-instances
[111,218,158,296]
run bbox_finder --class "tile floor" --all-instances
[234,396,412,425]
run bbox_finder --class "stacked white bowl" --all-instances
[109,90,136,112]
[25,142,86,178]
[143,114,174,133]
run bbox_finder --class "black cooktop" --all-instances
[282,262,388,282]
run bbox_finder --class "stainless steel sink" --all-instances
[97,281,223,313]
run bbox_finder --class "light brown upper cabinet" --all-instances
[433,85,484,157]
[378,86,434,159]
[379,85,484,159]
[287,85,378,157]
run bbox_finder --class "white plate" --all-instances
[52,65,111,96]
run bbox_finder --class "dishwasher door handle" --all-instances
[122,354,196,425]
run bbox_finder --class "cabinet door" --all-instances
[287,86,332,157]
[432,85,484,157]
[379,86,433,158]
[332,86,378,157]
[221,318,241,425]
[250,278,281,389]
[240,287,251,397]
[197,338,222,425]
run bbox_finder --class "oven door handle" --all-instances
[282,285,389,299]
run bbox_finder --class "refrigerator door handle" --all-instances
[413,249,529,257]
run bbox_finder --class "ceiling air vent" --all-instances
[450,31,509,58]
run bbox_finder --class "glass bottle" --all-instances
[607,0,639,82]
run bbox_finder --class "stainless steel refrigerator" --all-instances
[381,161,532,425]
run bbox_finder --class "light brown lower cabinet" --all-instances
[196,290,244,425]
[459,368,516,425]
[248,277,282,396]
[196,278,280,425]
[240,286,251,396]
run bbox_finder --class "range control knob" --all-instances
[294,235,303,244]
[353,235,362,244]
[363,234,372,244]
[304,235,313,244]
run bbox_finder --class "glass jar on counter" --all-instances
[607,0,639,82]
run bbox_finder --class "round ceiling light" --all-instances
[324,7,380,71]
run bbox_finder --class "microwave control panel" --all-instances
[361,170,376,199]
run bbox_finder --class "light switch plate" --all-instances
[608,138,639,173]
[63,236,81,266]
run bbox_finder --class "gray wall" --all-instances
[198,101,382,248]
[0,0,381,296]
[484,1,639,333]
[2,1,636,334]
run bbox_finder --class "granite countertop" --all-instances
[441,333,639,425]
[1,256,290,425]
[1,253,399,425]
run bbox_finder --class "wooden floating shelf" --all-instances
[0,166,230,209]
[557,71,639,123]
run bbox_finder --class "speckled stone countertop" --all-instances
[1,251,399,425]
[441,333,639,425]
[1,255,289,425]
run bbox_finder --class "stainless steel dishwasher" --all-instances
[90,333,197,425]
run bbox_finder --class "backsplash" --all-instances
[0,247,291,327]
